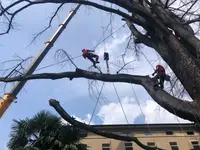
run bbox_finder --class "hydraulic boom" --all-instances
[0,4,81,119]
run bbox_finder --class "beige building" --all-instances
[81,123,200,150]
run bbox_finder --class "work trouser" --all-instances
[154,72,165,89]
[84,53,99,64]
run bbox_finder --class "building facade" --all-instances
[81,123,200,150]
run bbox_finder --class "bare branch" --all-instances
[28,3,64,45]
[0,56,33,78]
[168,0,177,7]
[0,0,135,36]
[0,0,171,37]
[49,99,162,150]
[0,3,32,35]
[56,49,78,68]
[116,60,135,74]
[116,54,135,74]
[181,0,198,19]
[164,0,170,8]
[184,17,200,24]
[125,19,156,49]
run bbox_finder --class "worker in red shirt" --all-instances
[152,65,166,89]
[82,49,100,67]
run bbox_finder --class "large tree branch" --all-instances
[0,0,170,36]
[1,68,199,122]
[0,0,151,36]
[125,19,156,48]
[151,2,200,57]
[49,99,162,150]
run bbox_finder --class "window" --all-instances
[144,132,152,136]
[125,143,133,150]
[102,143,110,150]
[187,131,194,135]
[191,141,200,150]
[169,142,179,150]
[166,131,173,135]
[147,142,155,147]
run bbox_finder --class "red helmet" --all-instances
[156,65,162,68]
[156,65,165,71]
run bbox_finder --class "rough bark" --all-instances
[0,68,200,122]
[49,99,163,150]
[126,17,200,102]
[151,1,200,55]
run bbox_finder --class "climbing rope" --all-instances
[87,24,127,124]
[36,55,82,71]
[112,83,129,124]
[120,54,157,145]
[136,52,191,146]
[92,23,126,50]
[89,82,105,125]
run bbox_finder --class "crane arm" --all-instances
[0,93,17,118]
[0,4,81,119]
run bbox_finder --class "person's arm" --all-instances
[152,69,158,76]
[88,50,95,52]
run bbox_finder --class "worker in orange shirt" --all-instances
[82,49,100,67]
[152,65,166,89]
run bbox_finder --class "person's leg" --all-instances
[90,54,99,63]
[88,54,97,67]
[153,74,160,87]
[95,55,99,63]
[159,75,165,89]
[86,54,94,63]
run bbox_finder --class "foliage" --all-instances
[7,110,87,150]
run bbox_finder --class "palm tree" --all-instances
[7,110,87,150]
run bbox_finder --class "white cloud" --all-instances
[95,31,130,62]
[97,97,142,124]
[92,30,192,125]
[61,113,95,125]
[97,97,191,124]
[142,100,190,123]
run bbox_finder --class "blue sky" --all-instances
[0,2,191,149]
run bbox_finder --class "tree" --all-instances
[1,0,200,149]
[7,110,87,150]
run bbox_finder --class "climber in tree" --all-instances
[152,65,166,89]
[82,49,100,67]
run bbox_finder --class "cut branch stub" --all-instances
[49,99,163,150]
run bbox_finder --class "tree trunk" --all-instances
[126,15,200,102]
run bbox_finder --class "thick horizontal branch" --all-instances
[1,68,199,122]
[0,68,144,84]
[49,99,161,150]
